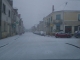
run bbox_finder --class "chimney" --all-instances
[52,5,54,12]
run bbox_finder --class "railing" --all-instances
[45,20,63,27]
[53,20,63,24]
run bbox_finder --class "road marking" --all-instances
[0,43,9,48]
[66,43,80,49]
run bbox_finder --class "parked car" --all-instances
[34,31,40,35]
[40,31,46,36]
[74,31,80,38]
[55,32,72,38]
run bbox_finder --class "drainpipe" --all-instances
[0,0,2,39]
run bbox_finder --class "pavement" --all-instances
[0,32,80,59]
[0,35,19,47]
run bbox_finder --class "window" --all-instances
[56,26,60,31]
[3,4,6,14]
[78,14,80,21]
[56,14,61,20]
[8,10,10,17]
[56,24,60,31]
[4,22,6,32]
[51,27,53,32]
[51,16,52,22]
[49,18,50,23]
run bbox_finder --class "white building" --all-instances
[0,0,13,39]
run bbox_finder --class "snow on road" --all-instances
[0,32,80,59]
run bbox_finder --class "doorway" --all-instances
[65,26,72,33]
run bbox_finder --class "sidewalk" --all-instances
[0,35,19,47]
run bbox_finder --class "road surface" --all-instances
[0,32,80,60]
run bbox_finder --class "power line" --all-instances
[54,2,65,11]
[63,2,68,10]
[55,1,68,11]
[54,0,80,11]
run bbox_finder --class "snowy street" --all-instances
[0,32,80,59]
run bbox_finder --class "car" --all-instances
[34,31,40,35]
[40,31,46,36]
[74,31,80,38]
[55,32,72,38]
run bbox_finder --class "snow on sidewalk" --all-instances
[0,35,19,47]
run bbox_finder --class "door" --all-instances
[65,26,72,33]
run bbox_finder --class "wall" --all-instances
[64,11,80,34]
[1,0,12,38]
[53,11,63,20]
[64,11,80,21]
[43,11,80,35]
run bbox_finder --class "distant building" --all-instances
[11,9,21,35]
[31,26,36,33]
[37,21,44,32]
[19,19,24,34]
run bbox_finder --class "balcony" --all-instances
[53,20,63,24]
[45,22,54,27]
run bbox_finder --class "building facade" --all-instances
[0,0,25,39]
[0,0,13,39]
[38,21,44,32]
[43,10,80,35]
[19,19,24,34]
[11,9,21,35]
[11,9,16,36]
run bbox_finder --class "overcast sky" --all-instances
[13,0,80,29]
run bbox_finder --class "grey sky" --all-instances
[13,0,80,29]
